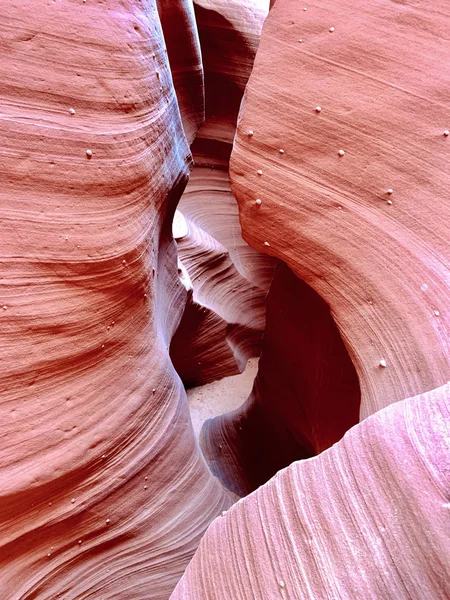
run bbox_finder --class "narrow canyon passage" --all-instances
[167,0,360,497]
[1,0,448,598]
[170,202,361,497]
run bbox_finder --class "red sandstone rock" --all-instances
[171,214,266,387]
[173,0,274,389]
[175,0,450,593]
[201,261,360,496]
[2,0,449,596]
[172,383,450,599]
[230,0,450,417]
[0,1,234,597]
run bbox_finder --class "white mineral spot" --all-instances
[69,108,76,115]
[444,130,449,137]
[222,511,227,516]
[47,553,51,557]
[387,199,393,205]
[78,540,82,544]
[248,129,254,136]
[145,476,148,480]
[257,169,263,175]
[421,283,428,292]
[279,581,285,588]
[338,149,345,156]
[434,310,440,317]
[152,388,156,393]
[106,519,111,524]
[299,39,303,43]
[303,7,307,11]
[279,148,285,154]
[387,188,393,195]
[329,27,335,32]
[122,259,126,264]
[85,149,93,158]
[101,454,106,459]
[2,305,7,310]
[315,106,322,112]
[71,498,76,503]
[264,241,270,247]
[144,485,148,490]
[255,199,262,206]
[379,359,387,368]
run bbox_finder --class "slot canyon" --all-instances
[0,0,448,599]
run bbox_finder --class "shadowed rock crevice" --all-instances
[196,260,361,496]
[169,205,361,499]
[167,0,360,499]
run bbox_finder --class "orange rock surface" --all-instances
[1,0,449,597]
[231,0,450,416]
[0,1,233,597]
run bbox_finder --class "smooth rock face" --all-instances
[157,0,204,144]
[171,215,266,386]
[171,383,450,599]
[174,1,362,497]
[0,1,234,597]
[171,0,450,596]
[230,0,450,416]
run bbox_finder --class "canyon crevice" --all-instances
[0,0,448,599]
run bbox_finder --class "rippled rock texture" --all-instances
[171,0,275,389]
[172,383,450,599]
[0,1,236,597]
[1,0,449,598]
[231,0,450,416]
[173,0,450,596]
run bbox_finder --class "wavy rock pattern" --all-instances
[172,0,450,595]
[171,214,266,387]
[172,382,450,599]
[0,1,234,597]
[230,0,450,416]
[2,0,449,597]
[172,0,275,389]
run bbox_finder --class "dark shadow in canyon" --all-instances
[171,253,361,497]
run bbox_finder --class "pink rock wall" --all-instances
[1,0,449,597]
[172,0,450,595]
[231,0,450,416]
[0,1,234,597]
[172,382,450,599]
